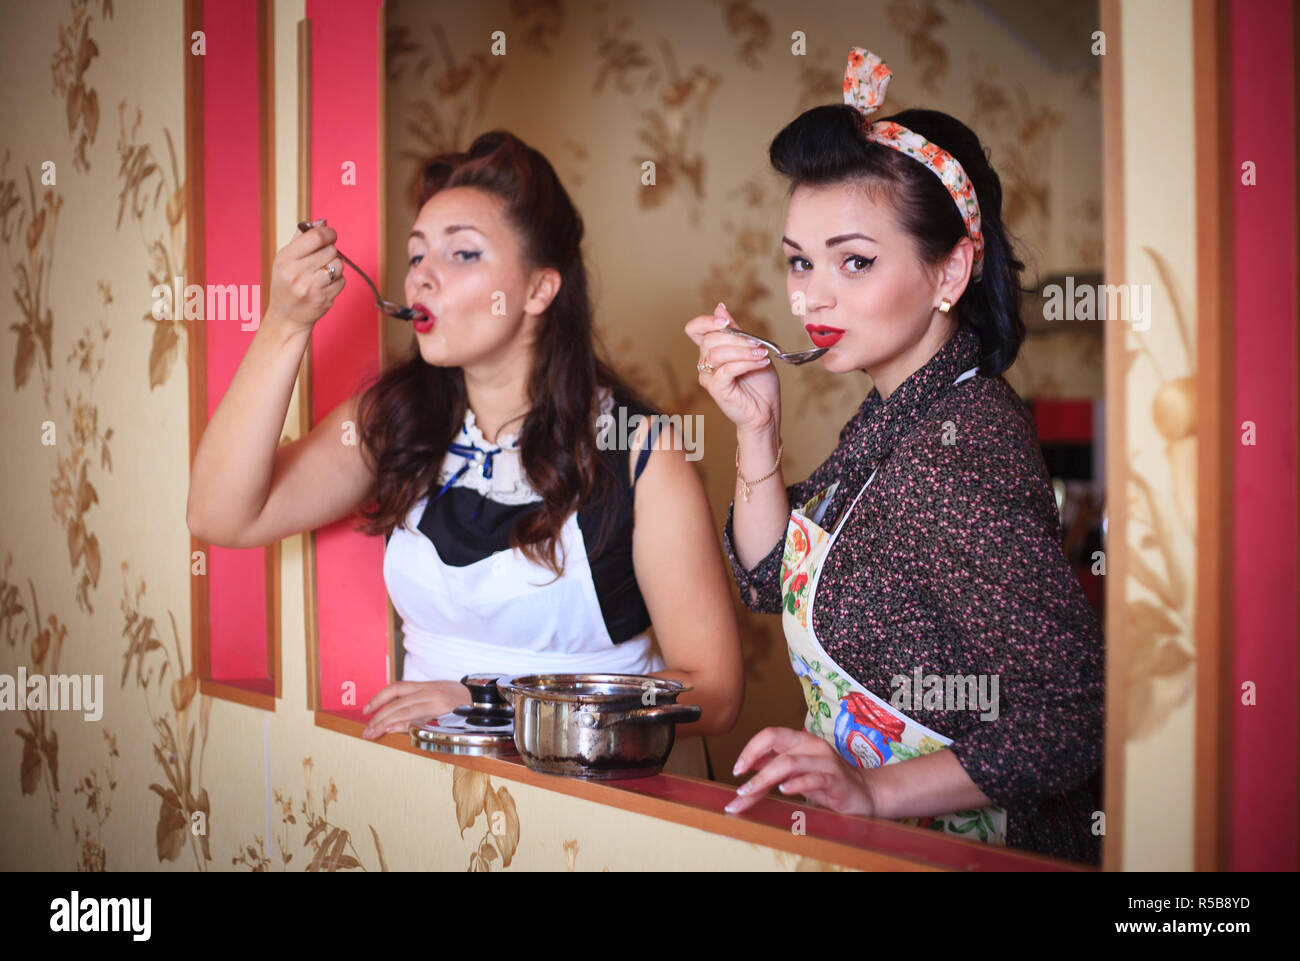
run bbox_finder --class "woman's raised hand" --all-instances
[684,303,781,437]
[266,221,346,334]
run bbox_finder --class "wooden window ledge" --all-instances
[315,709,1089,872]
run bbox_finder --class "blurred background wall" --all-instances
[381,0,1104,783]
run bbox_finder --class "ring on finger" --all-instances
[697,360,715,374]
[321,262,337,282]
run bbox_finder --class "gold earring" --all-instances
[938,298,952,313]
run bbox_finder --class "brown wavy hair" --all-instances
[352,130,652,577]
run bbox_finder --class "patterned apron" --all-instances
[779,366,1008,845]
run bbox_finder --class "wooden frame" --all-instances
[289,0,1134,871]
[317,711,1086,872]
[186,0,280,712]
[1099,0,1126,873]
[185,0,207,700]
[294,0,391,717]
[1192,0,1235,874]
[1289,1,1300,858]
[261,0,282,702]
[378,0,402,687]
[297,15,320,711]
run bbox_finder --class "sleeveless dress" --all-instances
[383,388,709,777]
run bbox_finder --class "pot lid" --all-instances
[499,673,691,703]
[410,711,517,757]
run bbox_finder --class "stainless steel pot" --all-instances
[497,674,702,779]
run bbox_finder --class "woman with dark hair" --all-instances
[686,49,1103,862]
[189,130,742,774]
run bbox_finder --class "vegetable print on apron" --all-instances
[779,366,1007,845]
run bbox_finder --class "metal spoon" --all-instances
[722,325,828,364]
[297,220,418,320]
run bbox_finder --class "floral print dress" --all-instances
[724,325,1104,865]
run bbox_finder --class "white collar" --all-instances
[436,388,616,506]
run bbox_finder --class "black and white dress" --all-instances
[383,388,667,684]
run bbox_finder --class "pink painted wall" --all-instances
[306,0,388,712]
[204,0,270,681]
[1231,0,1298,871]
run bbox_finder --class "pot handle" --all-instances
[493,677,521,706]
[602,703,702,727]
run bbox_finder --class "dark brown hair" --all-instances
[352,130,652,575]
[768,105,1027,374]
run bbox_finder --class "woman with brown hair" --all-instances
[188,131,742,773]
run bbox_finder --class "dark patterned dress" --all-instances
[724,324,1104,865]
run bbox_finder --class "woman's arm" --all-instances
[719,409,869,614]
[187,224,371,548]
[726,725,993,816]
[688,301,871,614]
[684,305,791,614]
[630,419,744,737]
[731,401,1102,820]
[729,424,789,571]
[861,746,993,816]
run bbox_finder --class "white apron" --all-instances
[778,366,1007,844]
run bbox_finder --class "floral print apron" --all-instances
[779,366,1008,845]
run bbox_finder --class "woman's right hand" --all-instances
[684,302,781,436]
[265,221,345,333]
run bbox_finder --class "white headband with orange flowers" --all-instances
[843,47,985,279]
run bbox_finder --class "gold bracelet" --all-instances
[736,440,783,502]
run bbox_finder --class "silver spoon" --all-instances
[722,325,828,364]
[297,220,419,321]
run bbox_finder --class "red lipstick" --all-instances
[413,303,436,333]
[805,324,845,349]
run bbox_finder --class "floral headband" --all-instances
[843,47,984,279]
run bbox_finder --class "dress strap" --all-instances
[613,395,661,491]
[633,442,653,486]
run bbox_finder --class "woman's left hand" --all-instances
[725,727,877,817]
[361,680,467,739]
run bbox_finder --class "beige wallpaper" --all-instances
[1,0,1120,873]
[1116,0,1198,871]
[0,0,858,872]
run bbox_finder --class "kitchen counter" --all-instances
[316,709,1089,872]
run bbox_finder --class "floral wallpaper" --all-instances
[1,0,1118,873]
[451,767,520,872]
[1110,0,1202,870]
[234,757,389,872]
[1121,248,1196,743]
